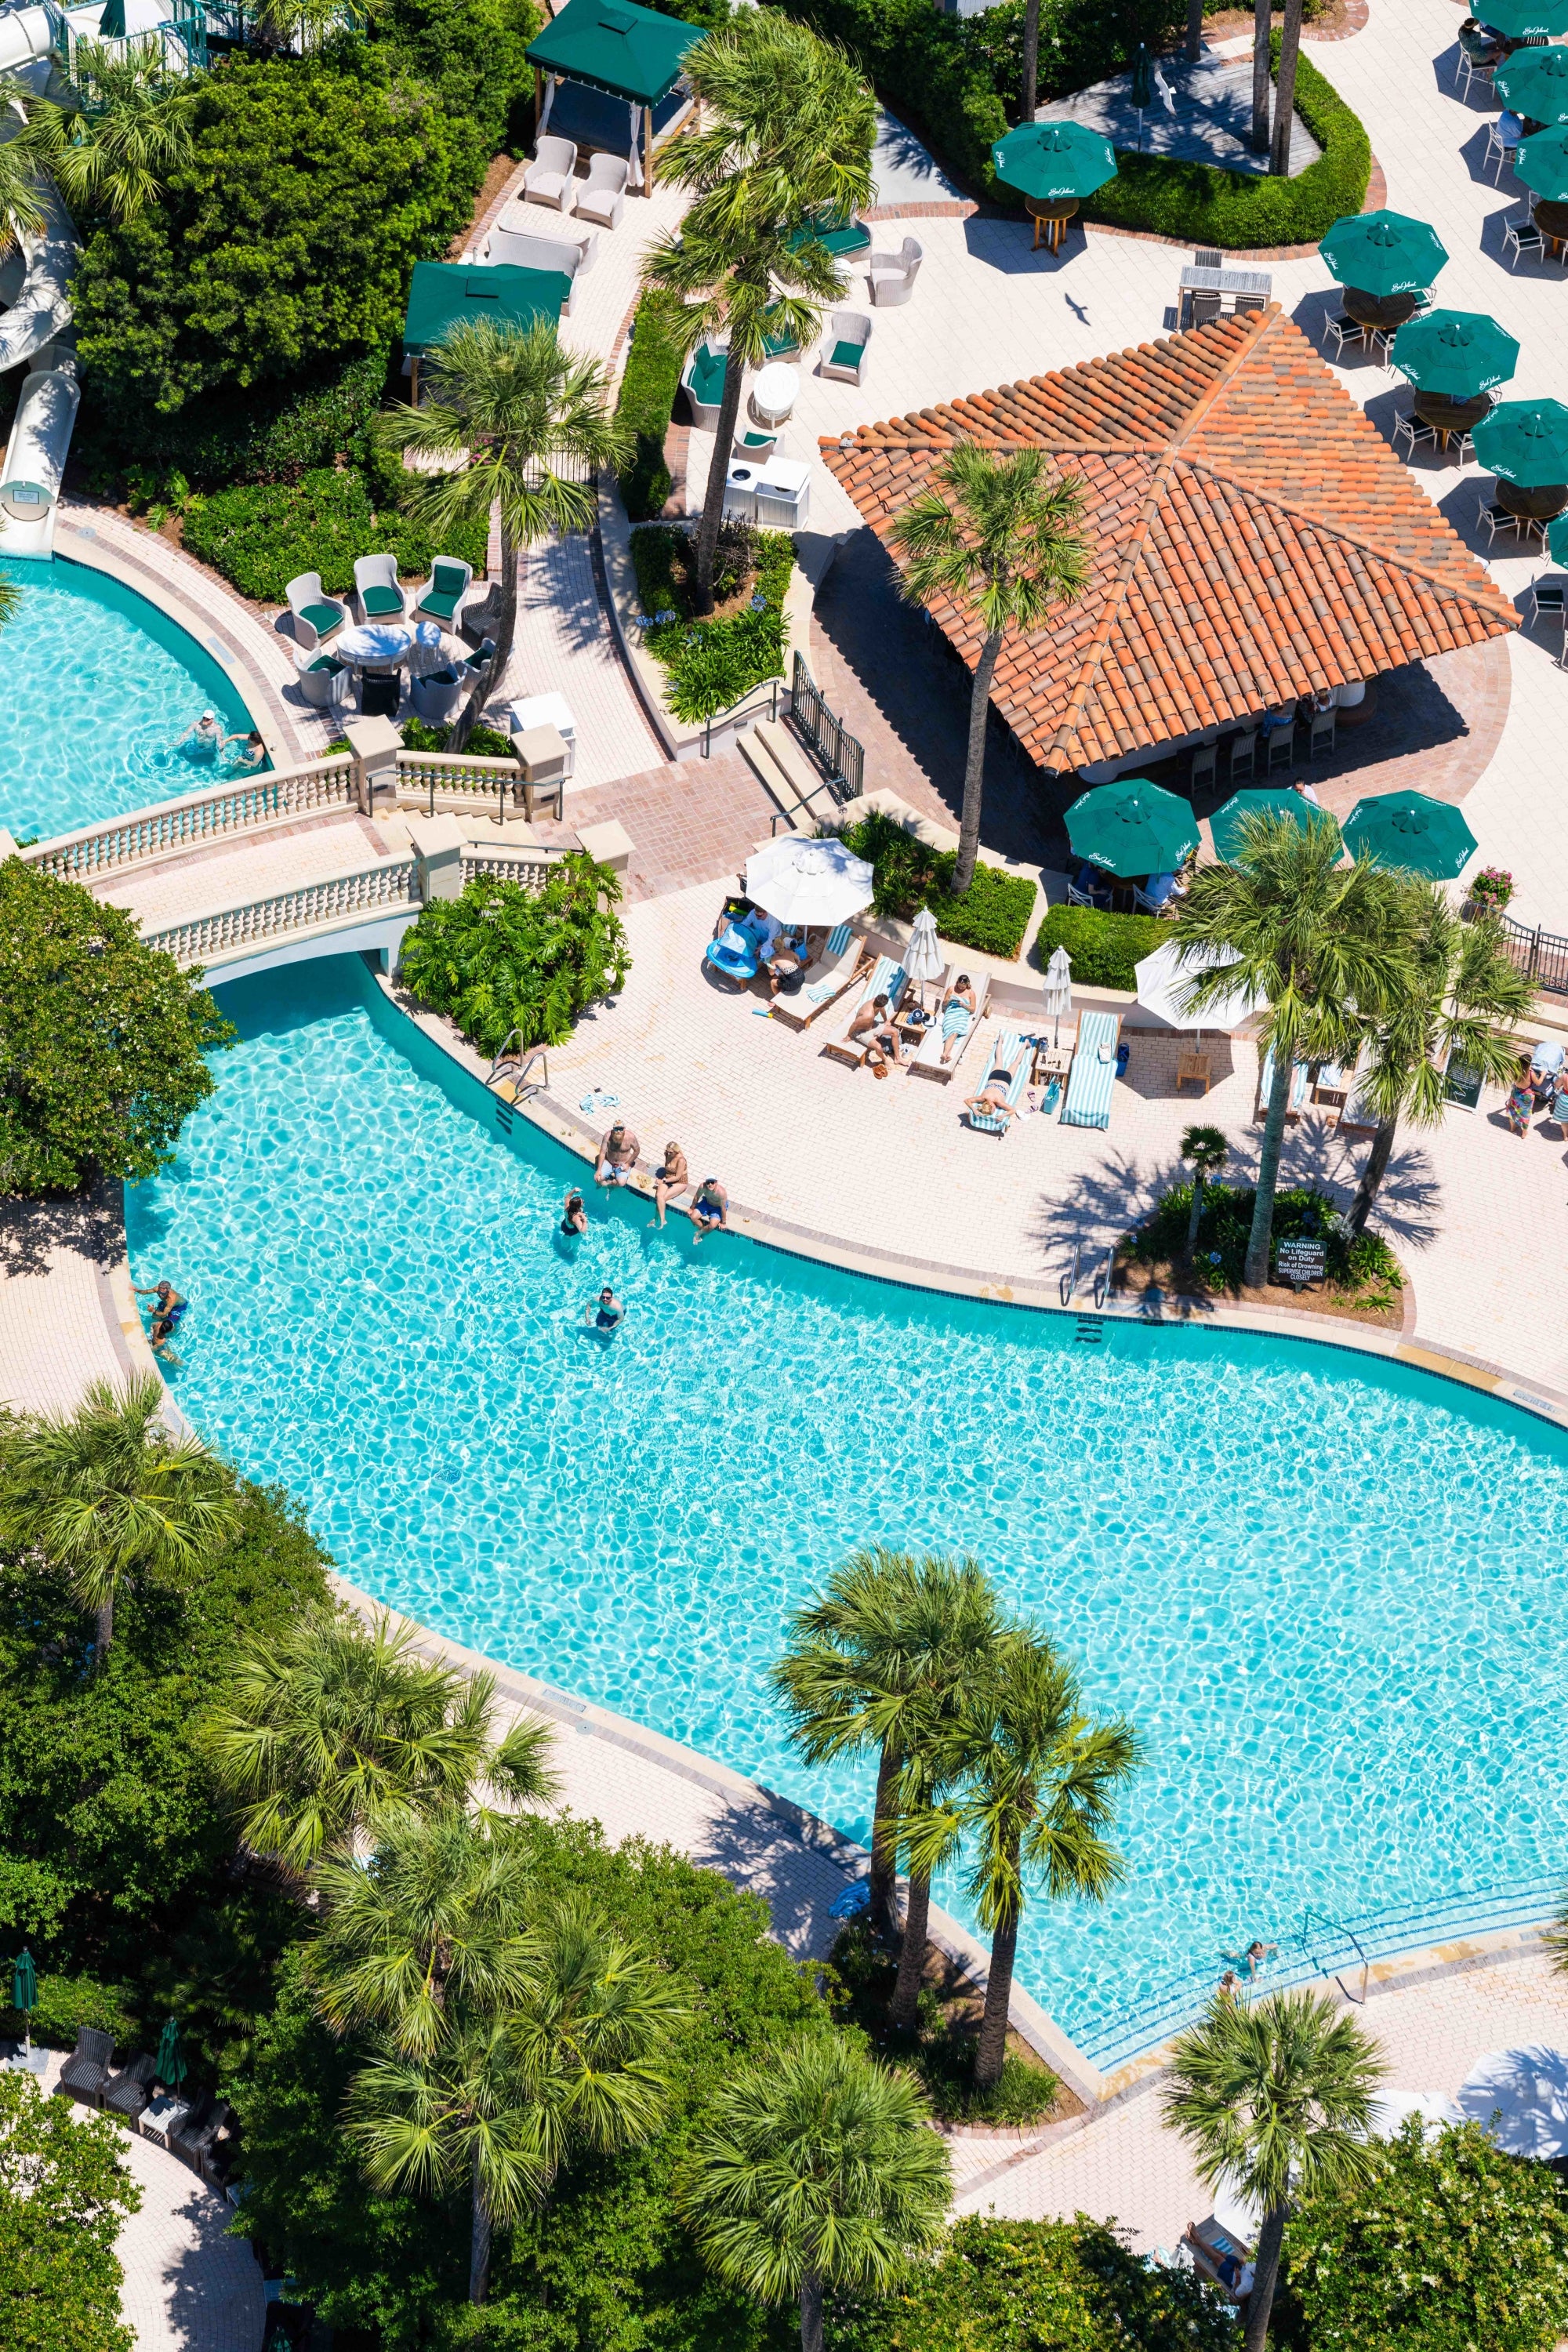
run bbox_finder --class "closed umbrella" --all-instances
[1454,2045,1568,2158]
[1319,210,1449,299]
[990,120,1117,203]
[1342,791,1477,880]
[1131,42,1155,107]
[154,2016,187,2094]
[1043,942,1072,1047]
[1210,788,1339,862]
[1472,397,1568,484]
[1494,43,1568,121]
[1515,123,1568,202]
[1065,779,1199,878]
[742,836,874,928]
[98,0,127,34]
[1478,0,1568,39]
[1134,940,1266,1039]
[12,1949,36,2060]
[902,906,943,1010]
[1388,310,1519,400]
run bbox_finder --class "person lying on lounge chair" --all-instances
[939,975,976,1065]
[848,993,902,1073]
[964,1069,1021,1130]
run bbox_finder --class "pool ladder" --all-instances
[487,1033,549,1134]
[1062,1240,1116,1314]
[1295,1907,1370,2005]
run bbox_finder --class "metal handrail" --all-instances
[701,675,781,759]
[1062,1243,1080,1307]
[1092,1247,1114,1309]
[487,1033,549,1098]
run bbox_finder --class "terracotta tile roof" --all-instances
[819,309,1515,775]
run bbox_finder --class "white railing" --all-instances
[24,757,357,880]
[460,850,558,891]
[396,749,524,816]
[143,858,419,968]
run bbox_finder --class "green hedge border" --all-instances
[1083,37,1370,251]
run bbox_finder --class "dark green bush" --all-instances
[616,295,688,521]
[1086,40,1370,249]
[779,0,1010,194]
[400,719,513,757]
[183,466,486,602]
[633,524,796,722]
[0,2071,141,2352]
[399,860,631,1054]
[1036,902,1166,990]
[837,809,1036,960]
[1125,1179,1403,1298]
[0,1972,139,2052]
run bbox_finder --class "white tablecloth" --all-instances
[333,619,449,675]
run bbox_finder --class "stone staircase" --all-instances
[735,720,844,834]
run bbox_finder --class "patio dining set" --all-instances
[286,554,497,725]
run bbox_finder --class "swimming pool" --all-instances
[126,956,1568,2067]
[0,555,256,841]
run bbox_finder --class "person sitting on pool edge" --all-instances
[652,1140,688,1228]
[594,1119,641,1188]
[684,1177,729,1242]
[585,1285,624,1333]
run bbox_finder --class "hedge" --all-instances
[1036,902,1165,989]
[633,524,795,721]
[0,1972,140,2053]
[780,0,1007,196]
[616,295,687,522]
[183,464,488,604]
[838,810,1037,960]
[1084,38,1370,249]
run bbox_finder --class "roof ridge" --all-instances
[1165,303,1279,454]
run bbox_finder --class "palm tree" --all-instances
[1346,890,1529,1236]
[1163,1987,1386,2351]
[886,1726,966,2038]
[0,1372,237,1664]
[38,45,193,227]
[1178,1123,1230,1261]
[679,2032,950,2352]
[1174,811,1414,1287]
[377,319,630,750]
[907,1634,1142,2092]
[0,103,53,261]
[1270,0,1305,176]
[1186,0,1205,65]
[892,447,1091,896]
[771,1549,1007,1946]
[198,1609,558,1873]
[1250,0,1272,153]
[641,13,876,615]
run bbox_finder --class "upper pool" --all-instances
[125,956,1568,2067]
[0,555,257,841]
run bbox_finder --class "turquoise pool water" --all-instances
[126,957,1568,2065]
[0,556,256,841]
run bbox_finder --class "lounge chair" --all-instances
[1183,2217,1254,2301]
[56,2027,115,2107]
[353,553,406,624]
[821,954,907,1069]
[165,2089,213,2174]
[964,1029,1030,1133]
[575,153,629,229]
[681,342,728,430]
[910,970,991,1083]
[412,557,474,628]
[820,310,871,385]
[482,223,590,310]
[172,2096,238,2187]
[770,923,867,1032]
[285,570,346,653]
[1061,1011,1123,1130]
[523,134,577,211]
[1255,1044,1310,1123]
[101,2053,157,2125]
[869,237,923,307]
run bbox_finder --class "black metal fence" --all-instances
[788,653,865,804]
[1497,913,1568,997]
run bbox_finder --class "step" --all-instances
[752,720,844,828]
[737,728,826,833]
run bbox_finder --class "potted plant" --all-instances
[1469,866,1514,916]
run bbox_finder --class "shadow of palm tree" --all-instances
[691,1794,861,1964]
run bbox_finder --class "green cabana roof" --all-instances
[403,263,572,354]
[526,0,701,107]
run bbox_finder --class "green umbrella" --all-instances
[1131,42,1155,107]
[1210,789,1341,862]
[1066,779,1199,878]
[97,0,126,34]
[991,120,1117,204]
[1494,43,1568,121]
[1515,122,1568,201]
[1472,397,1568,485]
[1319,210,1449,299]
[1342,792,1477,880]
[1475,0,1568,37]
[1388,309,1519,399]
[154,2016,187,2092]
[12,1950,36,2060]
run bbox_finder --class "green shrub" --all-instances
[399,719,513,757]
[0,1972,140,2052]
[616,295,688,521]
[1036,902,1166,990]
[0,2071,141,2352]
[1124,1179,1403,1298]
[633,524,795,722]
[837,809,1036,960]
[399,859,631,1054]
[780,0,1009,194]
[183,466,486,603]
[1086,40,1370,249]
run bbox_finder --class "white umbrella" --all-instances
[1211,2172,1261,2243]
[1369,2089,1457,2140]
[1043,944,1073,1048]
[743,836,874,927]
[903,907,943,1007]
[1454,2046,1568,2158]
[1134,940,1266,1039]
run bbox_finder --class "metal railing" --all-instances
[22,757,356,880]
[1497,912,1568,997]
[143,858,419,968]
[487,1031,550,1096]
[701,676,781,759]
[789,652,865,804]
[394,750,521,824]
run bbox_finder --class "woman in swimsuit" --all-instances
[939,975,976,1066]
[561,1189,588,1236]
[685,1178,729,1243]
[652,1142,689,1229]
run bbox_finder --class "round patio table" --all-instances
[1341,285,1422,329]
[333,619,449,675]
[750,362,800,427]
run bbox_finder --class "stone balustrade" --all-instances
[22,757,357,880]
[143,858,419,968]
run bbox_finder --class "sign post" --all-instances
[1276,1236,1328,1291]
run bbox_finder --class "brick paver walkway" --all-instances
[533,749,778,899]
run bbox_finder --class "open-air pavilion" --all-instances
[524,0,702,193]
[401,261,572,401]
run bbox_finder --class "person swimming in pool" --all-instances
[178,712,223,760]
[561,1188,588,1236]
[684,1178,729,1243]
[585,1285,624,1332]
[132,1278,187,1357]
[223,729,267,773]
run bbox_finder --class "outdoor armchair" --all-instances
[524,135,577,210]
[819,310,871,385]
[412,557,474,627]
[101,2052,157,2124]
[57,2027,115,2106]
[296,654,349,711]
[166,2090,214,2175]
[353,553,406,624]
[868,238,923,307]
[681,341,728,430]
[285,571,347,652]
[174,2097,238,2187]
[575,154,629,229]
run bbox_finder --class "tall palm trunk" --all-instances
[469,2146,493,2304]
[1243,1044,1294,1287]
[93,1589,114,1669]
[890,1867,931,2033]
[800,2273,826,2352]
[868,1738,902,1943]
[693,336,749,618]
[1185,0,1204,63]
[1184,1170,1206,1260]
[1346,1116,1396,1236]
[1243,2200,1288,2352]
[1269,0,1304,175]
[975,1876,1019,2091]
[451,518,518,754]
[1021,0,1041,120]
[955,630,1001,897]
[1250,0,1272,151]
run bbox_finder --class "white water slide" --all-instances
[0,4,87,555]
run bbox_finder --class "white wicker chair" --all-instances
[352,553,406,624]
[575,154,629,229]
[285,571,347,652]
[868,238,923,307]
[523,135,577,210]
[819,310,871,384]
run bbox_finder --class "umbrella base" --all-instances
[1342,287,1421,328]
[1495,478,1568,520]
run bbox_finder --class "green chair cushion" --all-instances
[307,656,343,675]
[820,222,871,256]
[688,346,727,407]
[829,339,864,372]
[417,590,461,621]
[301,601,341,631]
[361,586,403,615]
[739,432,774,448]
[431,561,467,594]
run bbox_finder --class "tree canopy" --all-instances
[0,2071,141,2352]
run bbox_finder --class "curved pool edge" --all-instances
[375,969,1568,1439]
